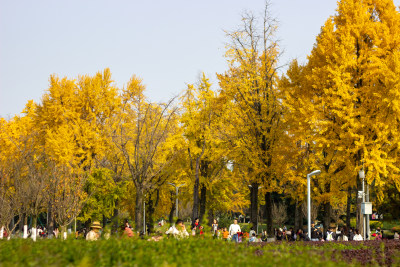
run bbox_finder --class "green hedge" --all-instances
[0,238,399,266]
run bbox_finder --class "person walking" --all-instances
[229,219,241,243]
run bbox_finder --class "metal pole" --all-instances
[176,187,179,218]
[74,217,77,234]
[366,183,370,240]
[307,174,311,240]
[143,195,146,235]
[362,177,366,241]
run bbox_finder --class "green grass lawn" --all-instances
[1,238,399,267]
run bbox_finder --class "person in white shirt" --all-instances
[353,229,363,241]
[165,219,189,240]
[229,219,241,243]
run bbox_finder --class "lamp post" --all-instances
[168,183,185,218]
[143,194,146,235]
[359,169,366,240]
[307,170,321,240]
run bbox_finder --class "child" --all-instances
[192,226,196,236]
[222,227,229,241]
[215,228,221,239]
[199,226,204,238]
[249,233,256,242]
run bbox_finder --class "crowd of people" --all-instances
[2,218,399,243]
[164,219,400,243]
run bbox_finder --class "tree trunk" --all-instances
[192,171,200,222]
[250,182,259,230]
[102,215,107,228]
[111,205,119,234]
[147,195,155,234]
[10,217,15,234]
[323,202,331,230]
[135,186,144,232]
[19,214,24,233]
[264,192,273,236]
[47,201,52,233]
[199,184,207,223]
[346,188,352,230]
[169,201,175,225]
[61,225,67,240]
[294,200,303,230]
[208,209,214,226]
[31,214,37,241]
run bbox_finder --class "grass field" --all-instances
[0,238,399,267]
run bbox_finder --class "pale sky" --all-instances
[1,0,399,117]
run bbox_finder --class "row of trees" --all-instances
[1,0,400,238]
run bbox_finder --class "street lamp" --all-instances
[359,169,366,240]
[144,193,146,235]
[307,170,321,240]
[168,183,185,218]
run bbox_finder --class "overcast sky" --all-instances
[1,0,399,117]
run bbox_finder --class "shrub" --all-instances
[0,238,399,266]
[370,220,383,230]
[391,226,400,232]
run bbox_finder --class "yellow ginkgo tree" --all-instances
[281,0,400,231]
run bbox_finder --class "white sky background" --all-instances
[1,0,399,117]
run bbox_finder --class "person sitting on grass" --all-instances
[285,229,292,241]
[166,219,189,239]
[337,229,349,241]
[123,223,134,238]
[86,221,102,241]
[148,231,164,242]
[353,229,363,241]
[276,230,283,241]
[261,230,268,242]
[249,233,257,242]
[394,231,399,240]
[326,227,335,241]
[296,229,306,241]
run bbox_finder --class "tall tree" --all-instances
[111,75,179,231]
[180,74,223,222]
[282,0,400,232]
[217,4,284,235]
